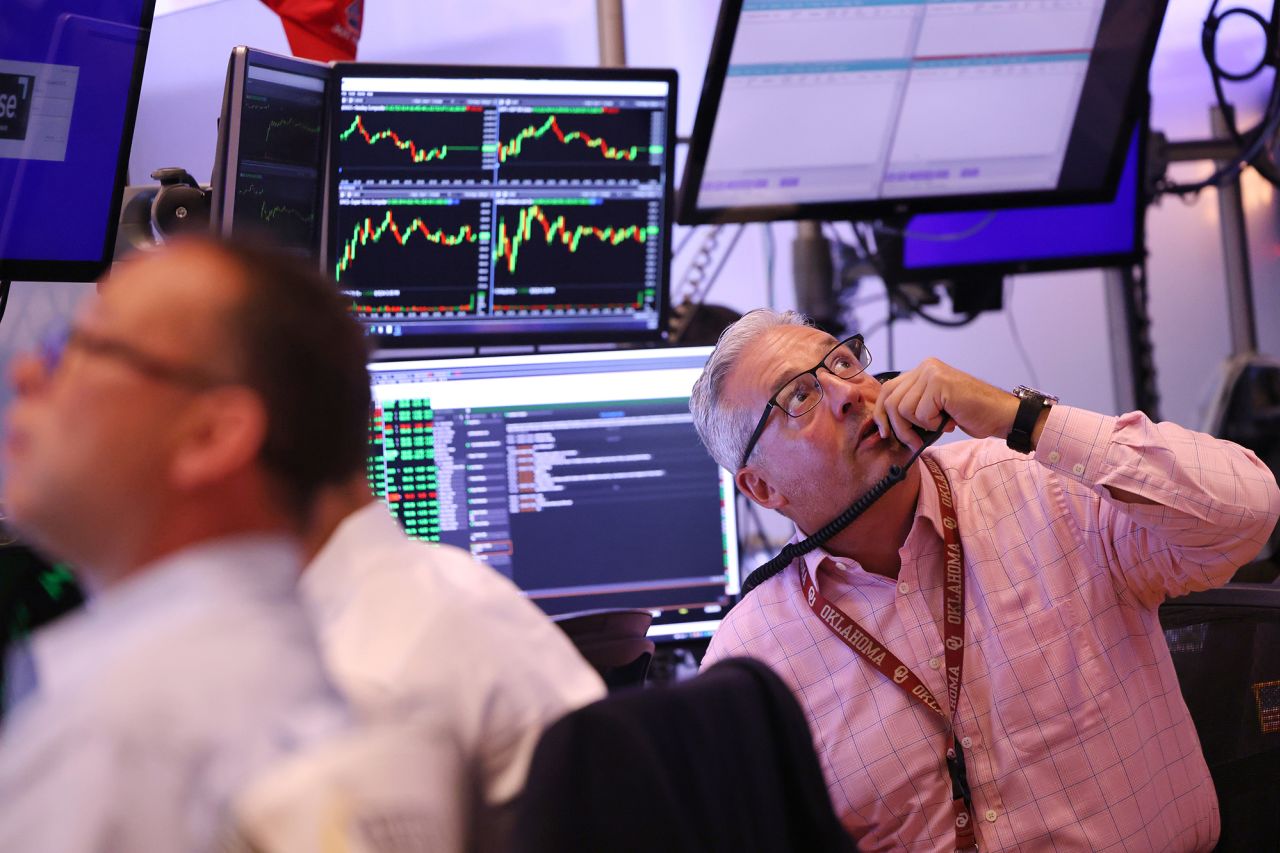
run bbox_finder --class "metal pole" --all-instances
[596,0,627,68]
[1103,265,1160,419]
[1209,107,1259,356]
[1103,267,1138,414]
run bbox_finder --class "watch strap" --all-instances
[1007,388,1051,453]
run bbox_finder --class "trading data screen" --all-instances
[330,68,675,345]
[367,347,738,640]
[217,50,326,254]
[688,0,1156,217]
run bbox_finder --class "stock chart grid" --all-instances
[331,72,673,342]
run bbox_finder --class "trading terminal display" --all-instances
[680,0,1166,223]
[366,347,738,640]
[214,48,327,253]
[330,66,675,345]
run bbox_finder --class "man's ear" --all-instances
[736,465,788,512]
[169,388,269,491]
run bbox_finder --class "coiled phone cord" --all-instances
[738,416,947,598]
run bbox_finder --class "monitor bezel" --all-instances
[0,0,158,282]
[209,46,330,246]
[881,95,1150,282]
[327,61,678,349]
[677,0,1167,226]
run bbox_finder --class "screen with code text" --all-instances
[367,347,738,640]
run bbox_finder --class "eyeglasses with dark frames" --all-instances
[38,325,229,390]
[738,334,872,468]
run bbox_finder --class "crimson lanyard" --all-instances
[799,454,977,852]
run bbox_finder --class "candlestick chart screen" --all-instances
[329,64,676,346]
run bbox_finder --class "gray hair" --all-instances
[689,308,811,471]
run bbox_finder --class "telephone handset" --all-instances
[738,370,948,598]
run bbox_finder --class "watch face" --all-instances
[1015,386,1058,405]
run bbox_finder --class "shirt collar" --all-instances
[794,453,946,593]
[27,533,301,702]
[299,500,401,622]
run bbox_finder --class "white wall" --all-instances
[2,0,1276,457]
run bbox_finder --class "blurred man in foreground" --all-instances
[0,238,368,851]
[295,469,606,848]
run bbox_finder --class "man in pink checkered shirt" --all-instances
[691,309,1280,852]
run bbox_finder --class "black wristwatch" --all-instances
[1007,385,1058,453]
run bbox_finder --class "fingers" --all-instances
[872,358,1022,442]
[873,368,946,450]
[872,382,892,443]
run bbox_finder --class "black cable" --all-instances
[672,226,698,258]
[693,223,746,308]
[738,419,947,598]
[673,225,723,300]
[1205,1,1275,82]
[1162,0,1280,195]
[887,278,980,328]
[886,301,895,371]
[1003,280,1041,389]
[670,224,746,344]
[1201,1,1280,186]
[1158,84,1280,195]
[852,222,876,259]
[911,304,980,328]
[871,211,998,243]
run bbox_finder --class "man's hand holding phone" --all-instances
[873,359,1020,450]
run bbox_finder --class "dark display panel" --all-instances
[890,124,1145,278]
[211,47,327,255]
[367,347,738,640]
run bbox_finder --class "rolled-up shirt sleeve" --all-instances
[1035,405,1280,607]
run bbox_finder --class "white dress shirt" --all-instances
[0,535,348,853]
[300,501,606,811]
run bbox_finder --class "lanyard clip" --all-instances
[946,742,973,811]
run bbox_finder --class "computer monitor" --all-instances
[366,346,739,640]
[886,123,1146,279]
[0,0,156,282]
[210,47,328,254]
[679,0,1166,225]
[329,63,677,347]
